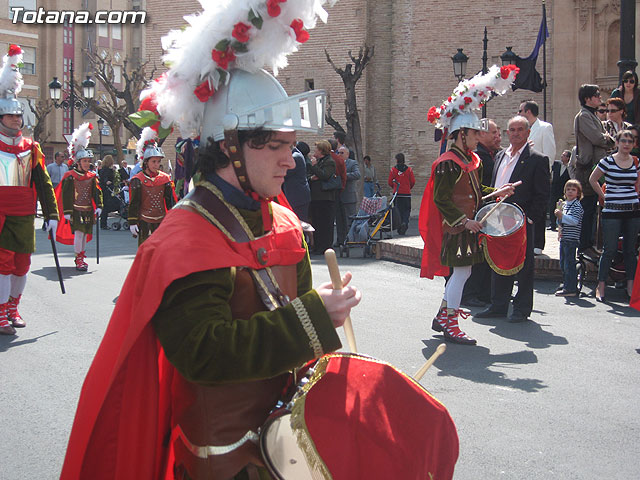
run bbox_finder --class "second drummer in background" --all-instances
[419,67,519,345]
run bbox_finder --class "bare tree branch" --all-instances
[324,97,344,133]
[28,98,53,144]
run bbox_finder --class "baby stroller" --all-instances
[339,184,399,258]
[104,184,130,231]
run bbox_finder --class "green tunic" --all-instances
[0,157,58,254]
[61,171,103,235]
[433,146,494,267]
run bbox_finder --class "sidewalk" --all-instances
[375,221,588,280]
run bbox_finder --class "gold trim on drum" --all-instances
[171,424,259,458]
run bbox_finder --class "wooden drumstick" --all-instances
[481,180,522,201]
[324,249,358,353]
[478,195,509,225]
[413,343,446,381]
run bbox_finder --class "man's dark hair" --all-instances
[522,101,539,117]
[395,153,405,164]
[296,141,310,157]
[327,138,338,151]
[54,151,64,160]
[196,129,276,175]
[333,131,346,145]
[578,84,600,107]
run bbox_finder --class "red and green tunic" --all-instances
[55,169,103,242]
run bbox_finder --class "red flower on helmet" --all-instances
[447,96,452,102]
[464,97,472,104]
[88,123,94,130]
[459,105,465,110]
[500,64,519,79]
[232,22,251,43]
[194,80,215,102]
[211,47,236,70]
[446,112,453,118]
[8,44,21,57]
[427,106,440,123]
[290,19,310,43]
[267,0,287,17]
[139,92,159,114]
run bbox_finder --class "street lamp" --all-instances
[97,117,104,161]
[48,61,96,134]
[451,48,469,82]
[500,46,518,66]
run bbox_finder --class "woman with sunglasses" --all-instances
[589,129,640,302]
[603,98,632,152]
[611,71,640,124]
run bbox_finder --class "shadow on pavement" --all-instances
[30,266,95,281]
[420,338,546,393]
[0,331,58,352]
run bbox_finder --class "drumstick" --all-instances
[414,343,446,381]
[478,195,508,225]
[324,249,358,353]
[481,180,522,201]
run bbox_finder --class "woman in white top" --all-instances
[589,129,640,302]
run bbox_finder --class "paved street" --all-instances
[2,222,640,479]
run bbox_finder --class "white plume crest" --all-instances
[136,126,158,161]
[152,0,338,136]
[429,64,519,131]
[0,45,24,98]
[68,122,93,158]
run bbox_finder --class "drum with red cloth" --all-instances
[260,352,459,480]
[475,202,527,275]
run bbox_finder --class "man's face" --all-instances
[78,157,90,172]
[585,91,602,108]
[478,122,501,151]
[244,131,296,198]
[596,103,608,121]
[147,157,162,174]
[518,103,533,122]
[507,119,530,150]
[121,161,128,168]
[561,152,570,165]
[1,114,22,130]
[463,129,480,151]
[55,155,63,165]
[337,146,349,161]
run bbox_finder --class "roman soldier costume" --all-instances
[0,44,58,335]
[55,123,102,271]
[128,128,176,246]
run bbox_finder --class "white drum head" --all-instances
[475,202,525,237]
[260,411,316,480]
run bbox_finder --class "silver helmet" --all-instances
[0,94,23,116]
[142,143,165,160]
[75,148,94,161]
[448,111,489,137]
[201,69,326,143]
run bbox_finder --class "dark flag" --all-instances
[513,4,549,93]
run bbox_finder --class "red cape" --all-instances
[53,170,99,245]
[418,150,480,279]
[60,201,305,480]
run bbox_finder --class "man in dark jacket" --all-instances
[282,144,311,222]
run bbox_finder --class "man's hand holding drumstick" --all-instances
[462,181,522,233]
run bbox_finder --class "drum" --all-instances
[260,353,459,480]
[475,202,527,275]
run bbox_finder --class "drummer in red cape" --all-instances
[475,115,551,323]
[60,3,361,479]
[420,65,520,345]
[128,127,177,246]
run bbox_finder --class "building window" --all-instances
[98,23,108,37]
[113,65,122,84]
[305,79,315,91]
[8,0,35,20]
[112,24,122,40]
[19,46,35,75]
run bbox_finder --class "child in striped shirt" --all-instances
[554,180,584,296]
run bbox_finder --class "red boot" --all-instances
[7,295,25,328]
[0,303,16,335]
[442,309,477,345]
[80,251,89,270]
[75,252,88,271]
[431,307,448,333]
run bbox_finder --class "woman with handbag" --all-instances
[308,140,339,254]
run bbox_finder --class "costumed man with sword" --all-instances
[420,65,520,345]
[0,45,59,336]
[61,1,362,479]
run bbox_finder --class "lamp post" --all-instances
[500,46,518,67]
[97,117,104,161]
[451,48,469,82]
[48,61,95,134]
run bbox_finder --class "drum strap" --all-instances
[182,184,290,310]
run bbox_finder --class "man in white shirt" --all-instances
[46,151,69,189]
[519,100,556,254]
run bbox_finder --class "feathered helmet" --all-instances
[68,122,94,162]
[136,126,165,164]
[131,0,337,193]
[428,64,520,137]
[0,44,24,116]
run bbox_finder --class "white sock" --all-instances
[9,274,26,298]
[74,233,83,254]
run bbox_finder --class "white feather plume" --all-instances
[0,45,24,98]
[149,0,339,136]
[136,126,158,161]
[428,64,520,131]
[68,122,93,158]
